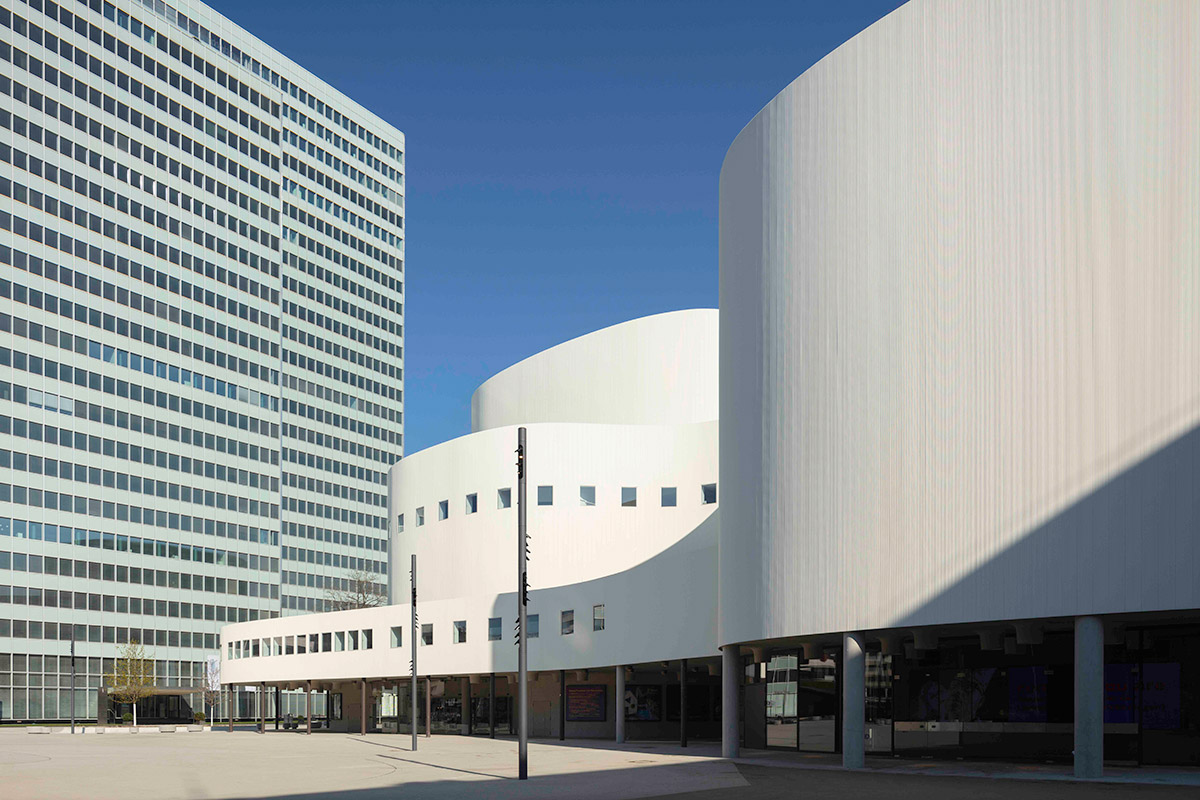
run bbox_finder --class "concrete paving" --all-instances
[1,728,1197,800]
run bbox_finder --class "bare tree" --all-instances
[106,640,156,726]
[324,569,387,611]
[200,656,221,725]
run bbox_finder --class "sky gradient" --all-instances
[206,0,906,454]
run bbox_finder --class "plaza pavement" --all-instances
[1,727,1198,800]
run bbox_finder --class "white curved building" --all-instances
[220,0,1200,775]
[221,310,721,739]
[719,0,1200,776]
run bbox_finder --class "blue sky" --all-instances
[207,0,906,454]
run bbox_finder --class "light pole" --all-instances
[70,626,76,734]
[517,426,528,780]
[411,553,418,752]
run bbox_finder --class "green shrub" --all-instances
[194,712,206,723]
[121,712,133,724]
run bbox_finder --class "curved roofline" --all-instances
[721,0,911,170]
[470,307,718,404]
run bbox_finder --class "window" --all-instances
[701,483,717,505]
[396,514,404,533]
[488,617,501,641]
[415,507,425,526]
[438,500,449,521]
[466,493,477,514]
[453,620,467,644]
[621,487,637,507]
[390,626,403,647]
[334,632,345,652]
[661,487,677,507]
[528,614,539,638]
[561,610,574,635]
[593,604,605,631]
[421,623,433,645]
[497,488,512,509]
[362,630,373,649]
[537,486,553,506]
[579,486,595,506]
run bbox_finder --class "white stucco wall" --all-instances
[223,311,720,685]
[471,310,719,431]
[719,0,1200,646]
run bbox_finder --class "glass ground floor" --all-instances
[740,621,1200,766]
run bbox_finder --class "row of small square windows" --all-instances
[231,606,607,662]
[398,484,716,531]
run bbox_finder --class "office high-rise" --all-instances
[0,0,404,721]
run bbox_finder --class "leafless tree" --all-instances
[200,657,221,724]
[106,640,155,726]
[324,569,387,611]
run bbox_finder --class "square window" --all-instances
[438,500,449,521]
[396,514,404,533]
[497,488,512,509]
[488,617,501,641]
[466,493,478,514]
[528,614,540,639]
[579,486,595,506]
[415,507,425,526]
[561,609,574,635]
[621,487,637,507]
[421,623,433,645]
[701,483,717,505]
[593,604,605,631]
[453,620,467,644]
[390,626,403,647]
[661,487,677,507]
[537,486,553,506]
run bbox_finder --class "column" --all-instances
[559,669,567,741]
[615,666,626,744]
[722,645,740,758]
[463,678,472,736]
[360,679,367,736]
[425,677,431,737]
[680,659,688,748]
[228,686,234,732]
[306,681,312,735]
[275,687,280,731]
[259,682,266,734]
[1075,615,1104,779]
[842,632,865,768]
[394,683,401,734]
[489,674,496,739]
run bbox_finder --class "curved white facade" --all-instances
[472,310,718,430]
[221,311,719,716]
[719,0,1200,647]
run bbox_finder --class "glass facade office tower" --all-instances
[0,0,404,721]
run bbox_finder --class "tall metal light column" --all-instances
[517,426,528,780]
[69,626,76,734]
[411,553,418,752]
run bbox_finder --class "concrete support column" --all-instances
[463,678,472,735]
[842,632,865,769]
[1075,615,1104,779]
[489,674,497,739]
[615,666,626,744]
[259,682,266,734]
[722,646,740,758]
[275,687,280,731]
[306,681,312,735]
[228,686,235,732]
[425,677,431,737]
[559,669,567,741]
[680,659,688,748]
[360,679,367,735]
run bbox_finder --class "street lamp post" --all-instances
[517,426,528,780]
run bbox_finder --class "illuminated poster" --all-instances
[1142,663,1181,730]
[624,685,662,722]
[566,685,606,722]
[1104,663,1136,724]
